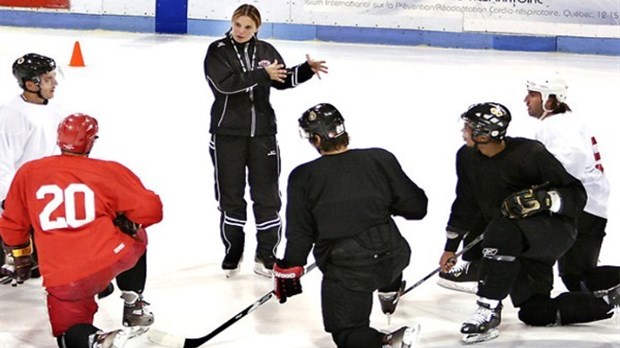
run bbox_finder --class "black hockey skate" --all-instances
[378,280,407,316]
[461,299,502,344]
[382,324,421,348]
[92,329,130,348]
[222,254,243,278]
[594,282,620,314]
[121,290,154,337]
[437,259,481,294]
[253,252,275,279]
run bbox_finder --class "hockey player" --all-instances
[273,103,428,348]
[438,73,619,295]
[443,102,619,344]
[204,4,328,278]
[0,114,163,348]
[1,53,63,284]
[524,72,617,292]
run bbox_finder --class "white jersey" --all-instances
[0,95,64,205]
[534,111,609,219]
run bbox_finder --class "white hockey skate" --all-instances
[461,299,502,344]
[382,323,421,348]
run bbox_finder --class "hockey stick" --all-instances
[401,233,483,296]
[147,262,318,348]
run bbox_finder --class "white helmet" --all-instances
[526,72,568,103]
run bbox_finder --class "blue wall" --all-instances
[1,9,618,56]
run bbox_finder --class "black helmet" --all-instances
[299,103,346,140]
[12,53,56,89]
[461,102,511,140]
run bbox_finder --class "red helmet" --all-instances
[57,113,99,154]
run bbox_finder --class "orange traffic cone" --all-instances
[69,41,85,67]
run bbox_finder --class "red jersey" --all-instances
[0,154,163,287]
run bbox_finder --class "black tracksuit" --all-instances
[447,137,616,326]
[204,33,315,261]
[282,148,428,348]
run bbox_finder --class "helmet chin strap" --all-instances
[22,85,48,105]
[538,97,554,121]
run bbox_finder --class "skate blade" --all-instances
[224,267,240,278]
[253,262,273,279]
[436,279,478,294]
[461,329,498,344]
[125,325,150,339]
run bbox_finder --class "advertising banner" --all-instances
[0,0,69,8]
[299,0,620,38]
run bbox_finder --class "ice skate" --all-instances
[382,323,421,348]
[461,298,502,344]
[253,252,275,278]
[121,291,154,332]
[594,282,620,318]
[437,259,481,294]
[378,280,407,324]
[92,329,130,348]
[222,255,243,278]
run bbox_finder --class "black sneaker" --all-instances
[437,259,481,294]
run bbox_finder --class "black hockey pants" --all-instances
[558,211,607,291]
[476,215,576,306]
[209,134,282,261]
[320,221,411,348]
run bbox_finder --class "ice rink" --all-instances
[0,25,619,347]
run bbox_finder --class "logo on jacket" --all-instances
[217,42,226,48]
[267,150,277,156]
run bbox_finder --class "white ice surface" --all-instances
[0,26,619,348]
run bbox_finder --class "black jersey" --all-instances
[204,34,314,137]
[447,137,586,235]
[283,148,428,266]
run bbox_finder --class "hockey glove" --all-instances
[113,214,141,237]
[501,186,555,219]
[273,260,304,304]
[1,242,33,285]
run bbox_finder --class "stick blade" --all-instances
[147,328,185,348]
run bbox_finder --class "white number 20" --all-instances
[37,184,96,231]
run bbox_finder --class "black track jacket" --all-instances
[204,34,315,137]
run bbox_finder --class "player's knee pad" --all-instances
[518,294,558,326]
[56,323,99,348]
